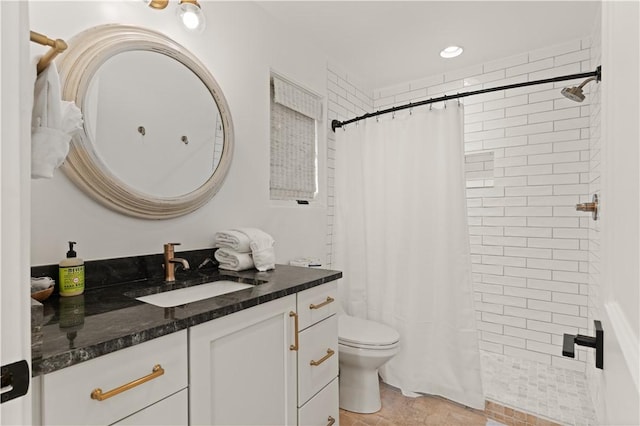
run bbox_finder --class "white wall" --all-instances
[328,39,597,371]
[29,1,329,266]
[588,1,640,424]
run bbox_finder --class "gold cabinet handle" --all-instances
[310,348,335,366]
[309,296,335,310]
[289,311,299,351]
[90,364,164,401]
[327,416,336,426]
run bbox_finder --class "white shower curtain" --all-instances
[333,105,485,409]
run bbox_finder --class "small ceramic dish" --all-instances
[31,286,54,302]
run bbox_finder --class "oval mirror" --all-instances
[57,25,233,219]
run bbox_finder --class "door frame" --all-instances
[0,1,33,424]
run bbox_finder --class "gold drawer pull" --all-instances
[289,311,299,351]
[310,348,335,366]
[309,296,335,310]
[90,364,164,401]
[327,415,336,426]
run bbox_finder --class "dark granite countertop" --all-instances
[32,263,341,377]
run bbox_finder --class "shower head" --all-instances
[561,85,588,102]
[561,67,601,102]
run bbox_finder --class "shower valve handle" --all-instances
[562,320,603,369]
[575,194,598,220]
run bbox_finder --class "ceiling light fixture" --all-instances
[145,0,206,33]
[147,0,169,10]
[177,0,206,33]
[440,45,463,59]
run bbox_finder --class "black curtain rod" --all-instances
[331,66,602,132]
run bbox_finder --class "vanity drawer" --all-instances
[113,388,187,425]
[298,377,339,426]
[42,330,188,426]
[298,314,338,406]
[297,281,338,331]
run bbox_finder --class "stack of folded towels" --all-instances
[214,228,276,272]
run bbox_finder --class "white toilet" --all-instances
[338,314,400,413]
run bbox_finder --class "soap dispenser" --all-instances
[59,241,85,297]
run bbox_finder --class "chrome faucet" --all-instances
[164,243,190,282]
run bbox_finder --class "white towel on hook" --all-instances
[31,60,83,179]
[214,248,254,272]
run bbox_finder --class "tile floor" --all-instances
[339,382,489,426]
[339,351,597,426]
[481,352,597,426]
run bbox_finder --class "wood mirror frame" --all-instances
[57,24,234,219]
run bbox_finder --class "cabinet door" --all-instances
[113,389,187,425]
[189,295,297,426]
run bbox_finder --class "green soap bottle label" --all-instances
[59,266,85,294]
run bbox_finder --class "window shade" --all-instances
[270,77,321,201]
[272,75,322,121]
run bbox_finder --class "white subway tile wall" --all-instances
[326,66,374,267]
[327,38,593,369]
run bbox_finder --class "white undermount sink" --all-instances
[136,280,254,308]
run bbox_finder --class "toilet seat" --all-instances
[338,315,400,348]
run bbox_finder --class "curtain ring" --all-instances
[457,94,461,107]
[444,100,447,109]
[392,111,395,119]
[429,100,433,111]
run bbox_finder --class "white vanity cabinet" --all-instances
[296,281,339,426]
[34,279,340,426]
[38,330,188,426]
[189,294,298,426]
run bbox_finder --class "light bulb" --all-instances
[440,46,463,59]
[177,1,206,33]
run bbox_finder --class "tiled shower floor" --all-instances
[481,352,597,425]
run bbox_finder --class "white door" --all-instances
[595,1,640,424]
[0,1,33,424]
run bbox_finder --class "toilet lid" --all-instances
[338,315,400,346]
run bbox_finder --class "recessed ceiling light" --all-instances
[440,46,463,59]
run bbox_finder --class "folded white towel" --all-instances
[31,61,83,179]
[31,276,54,293]
[214,248,254,272]
[214,229,252,253]
[235,228,275,272]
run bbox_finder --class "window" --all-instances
[270,73,322,202]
